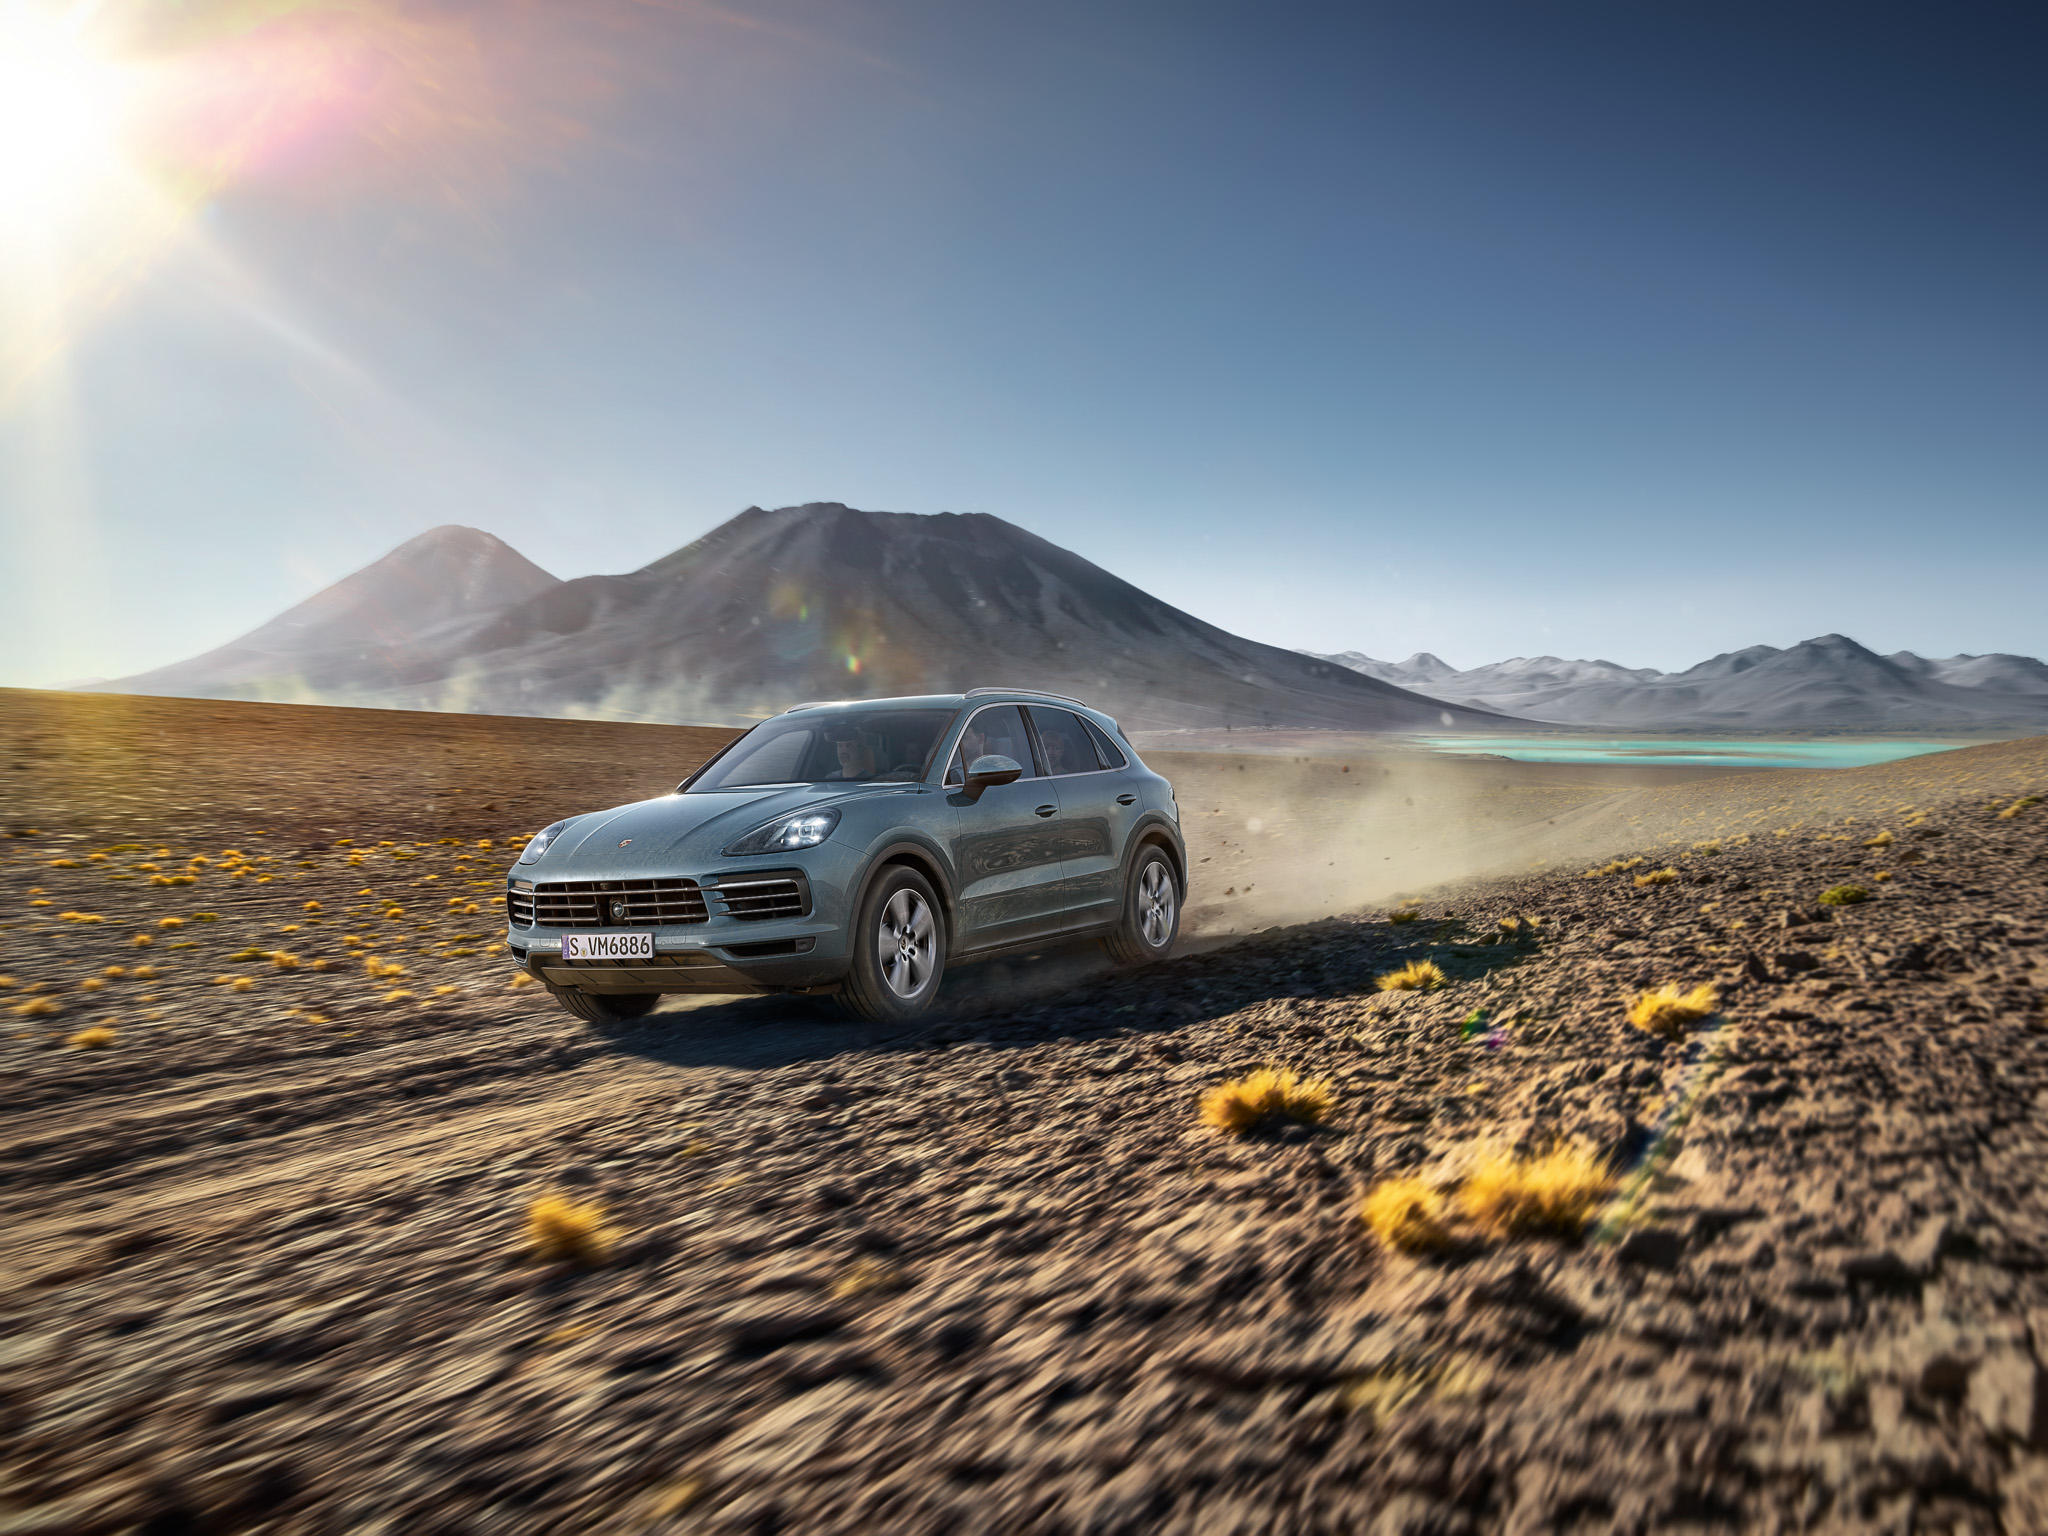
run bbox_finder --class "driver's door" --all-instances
[943,705,1070,948]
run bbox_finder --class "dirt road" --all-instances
[4,693,2047,1532]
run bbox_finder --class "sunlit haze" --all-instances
[2,0,2044,688]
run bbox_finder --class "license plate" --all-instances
[562,932,654,962]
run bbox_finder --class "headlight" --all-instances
[722,807,839,856]
[518,819,570,865]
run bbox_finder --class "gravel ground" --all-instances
[3,692,2046,1533]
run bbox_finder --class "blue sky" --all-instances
[2,0,2043,687]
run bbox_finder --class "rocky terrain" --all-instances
[3,691,2047,1533]
[1313,635,2048,731]
[97,505,1510,733]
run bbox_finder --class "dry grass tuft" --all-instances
[13,997,61,1018]
[1997,795,2042,820]
[508,973,538,989]
[1459,1144,1614,1239]
[1376,959,1447,992]
[1627,982,1719,1041]
[1633,868,1680,888]
[1585,856,1646,878]
[1199,1067,1335,1135]
[68,1026,117,1050]
[1361,1176,1454,1253]
[1819,884,1870,906]
[525,1194,618,1265]
[1388,908,1421,925]
[831,1257,910,1298]
[1863,829,1895,848]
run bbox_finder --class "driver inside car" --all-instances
[828,727,878,780]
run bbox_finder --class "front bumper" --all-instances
[503,848,859,994]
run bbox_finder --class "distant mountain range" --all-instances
[99,504,1510,732]
[1310,636,2048,730]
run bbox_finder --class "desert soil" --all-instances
[3,690,2047,1534]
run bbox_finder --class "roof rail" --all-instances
[963,686,1089,707]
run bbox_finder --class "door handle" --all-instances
[1116,793,1137,805]
[1035,804,1057,818]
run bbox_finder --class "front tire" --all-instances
[839,867,947,1023]
[546,984,662,1024]
[1106,845,1179,966]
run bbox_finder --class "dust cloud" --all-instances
[1150,746,1736,935]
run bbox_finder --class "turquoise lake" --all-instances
[1409,735,1985,770]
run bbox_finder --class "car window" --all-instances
[1079,715,1128,770]
[946,704,1039,784]
[687,708,955,791]
[1028,707,1100,777]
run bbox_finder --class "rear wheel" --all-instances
[1106,845,1179,966]
[839,866,947,1023]
[545,984,662,1024]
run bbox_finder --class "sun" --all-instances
[0,6,133,240]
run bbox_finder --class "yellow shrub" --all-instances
[1819,884,1869,906]
[830,1258,909,1298]
[1361,1177,1453,1253]
[1376,959,1447,992]
[1863,830,1894,848]
[1998,795,2041,820]
[157,916,183,929]
[270,951,301,970]
[1199,1067,1334,1134]
[1459,1145,1613,1238]
[12,997,60,1018]
[68,1026,117,1049]
[525,1194,616,1264]
[1388,909,1420,925]
[1633,868,1679,888]
[1627,982,1719,1041]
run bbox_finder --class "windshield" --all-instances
[685,708,956,793]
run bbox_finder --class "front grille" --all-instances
[713,873,810,922]
[510,877,709,928]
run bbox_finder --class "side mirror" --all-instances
[962,753,1023,800]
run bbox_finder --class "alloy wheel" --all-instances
[878,887,937,997]
[1139,860,1176,947]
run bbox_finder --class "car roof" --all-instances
[781,689,1098,715]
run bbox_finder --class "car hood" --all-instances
[534,781,914,870]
